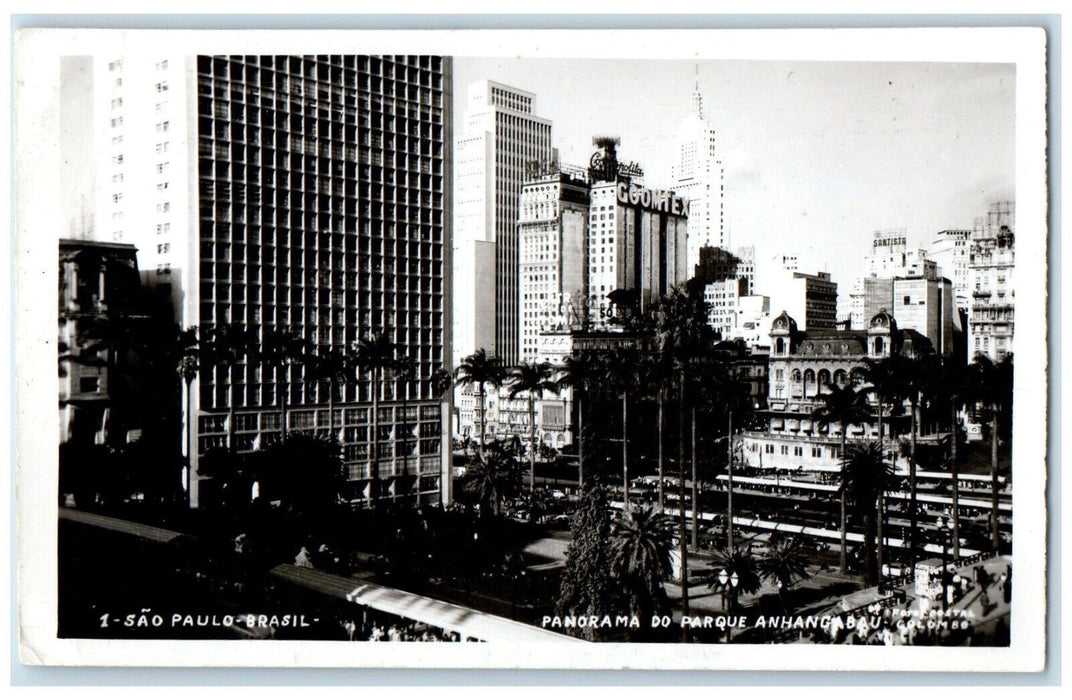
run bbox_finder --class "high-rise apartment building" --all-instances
[66,54,454,506]
[969,201,1015,361]
[453,80,553,367]
[671,76,726,269]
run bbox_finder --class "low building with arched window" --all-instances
[741,309,934,474]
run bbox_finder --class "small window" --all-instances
[79,377,100,393]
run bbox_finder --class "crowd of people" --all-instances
[340,617,471,642]
[805,562,1011,646]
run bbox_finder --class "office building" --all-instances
[848,229,938,330]
[729,294,772,349]
[969,201,1015,362]
[695,245,754,338]
[671,73,726,269]
[67,54,455,506]
[518,164,589,363]
[586,139,690,326]
[764,269,838,332]
[454,80,553,367]
[930,228,972,312]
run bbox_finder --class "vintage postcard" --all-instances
[14,26,1048,671]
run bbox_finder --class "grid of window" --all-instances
[492,108,552,365]
[194,54,449,488]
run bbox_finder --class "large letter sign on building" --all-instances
[615,181,689,216]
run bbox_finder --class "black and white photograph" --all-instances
[13,25,1049,671]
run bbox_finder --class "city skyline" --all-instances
[16,27,1045,668]
[452,58,1015,316]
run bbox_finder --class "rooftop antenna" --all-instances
[691,64,704,119]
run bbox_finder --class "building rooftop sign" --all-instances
[616,181,689,216]
[588,136,644,183]
[872,228,907,249]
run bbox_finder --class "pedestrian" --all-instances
[1003,567,1012,604]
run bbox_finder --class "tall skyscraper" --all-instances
[671,70,726,269]
[518,164,589,363]
[969,201,1015,361]
[453,80,553,367]
[66,54,455,507]
[586,143,689,326]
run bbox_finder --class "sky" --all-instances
[452,57,1016,316]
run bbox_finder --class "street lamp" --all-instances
[718,568,740,643]
[935,515,956,613]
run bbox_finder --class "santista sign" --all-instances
[615,181,690,217]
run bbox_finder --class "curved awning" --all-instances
[270,564,585,643]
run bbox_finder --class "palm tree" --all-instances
[652,281,715,625]
[637,350,673,511]
[842,440,898,586]
[701,363,752,553]
[460,439,520,517]
[202,323,257,451]
[392,356,417,503]
[609,506,676,623]
[355,332,397,502]
[507,361,560,501]
[176,326,200,502]
[970,353,1014,550]
[430,365,454,399]
[260,327,308,444]
[928,356,971,559]
[430,365,455,505]
[888,352,940,567]
[811,382,872,574]
[854,357,904,577]
[707,544,763,615]
[306,346,355,443]
[455,349,504,449]
[553,351,602,493]
[602,346,641,508]
[756,534,813,612]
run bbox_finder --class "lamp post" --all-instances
[935,515,956,613]
[718,568,740,643]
